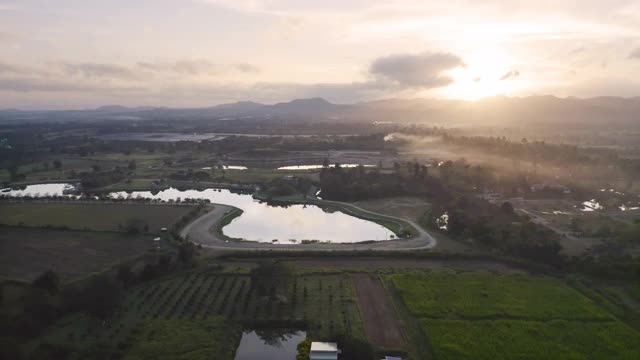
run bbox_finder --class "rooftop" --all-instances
[310,342,339,352]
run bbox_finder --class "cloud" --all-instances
[61,63,141,80]
[0,77,142,93]
[369,52,465,88]
[629,48,640,59]
[0,62,31,75]
[499,70,520,80]
[235,62,260,73]
[137,60,217,75]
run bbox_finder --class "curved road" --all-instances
[180,201,437,252]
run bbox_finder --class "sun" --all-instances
[439,49,520,100]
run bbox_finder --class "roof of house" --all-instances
[384,357,402,360]
[310,342,339,352]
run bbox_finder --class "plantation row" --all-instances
[43,271,364,355]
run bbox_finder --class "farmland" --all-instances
[34,270,364,359]
[388,271,640,359]
[0,203,195,233]
[0,227,154,281]
[421,319,640,360]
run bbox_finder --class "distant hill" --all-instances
[1,96,639,129]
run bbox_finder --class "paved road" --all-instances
[180,201,438,252]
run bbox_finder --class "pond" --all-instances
[234,329,306,360]
[0,183,77,197]
[108,188,396,243]
[277,164,375,170]
[201,165,248,170]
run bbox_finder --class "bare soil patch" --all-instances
[352,273,405,348]
[0,227,153,281]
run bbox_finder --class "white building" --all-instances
[310,342,340,360]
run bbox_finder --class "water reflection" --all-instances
[234,330,306,360]
[108,188,395,243]
[0,183,76,197]
[277,164,375,170]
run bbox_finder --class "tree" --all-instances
[116,265,134,287]
[250,261,294,300]
[123,217,145,234]
[82,275,123,319]
[500,201,515,214]
[178,242,197,266]
[334,335,374,360]
[0,337,24,360]
[53,159,62,169]
[128,160,136,170]
[296,338,311,360]
[32,270,60,295]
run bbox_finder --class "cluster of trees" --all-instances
[424,197,564,266]
[249,261,294,301]
[263,177,313,198]
[168,169,211,182]
[319,163,443,202]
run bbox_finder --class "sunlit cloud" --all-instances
[369,52,465,88]
[499,70,520,81]
[0,0,639,108]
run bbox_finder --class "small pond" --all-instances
[277,164,375,170]
[201,165,248,170]
[234,329,306,360]
[108,187,396,243]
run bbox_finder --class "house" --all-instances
[382,357,402,360]
[310,342,340,360]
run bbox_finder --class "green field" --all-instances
[389,272,640,359]
[0,227,154,281]
[123,319,239,360]
[390,272,610,320]
[36,271,364,359]
[0,203,194,233]
[421,319,640,360]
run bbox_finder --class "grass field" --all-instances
[0,227,154,281]
[36,271,364,359]
[0,203,194,233]
[388,271,640,360]
[390,272,611,320]
[123,319,239,360]
[421,319,640,360]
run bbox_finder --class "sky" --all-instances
[0,0,639,109]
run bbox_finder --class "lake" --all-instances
[234,330,306,360]
[108,187,396,243]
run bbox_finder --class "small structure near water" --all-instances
[310,342,340,360]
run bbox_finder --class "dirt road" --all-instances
[352,273,405,348]
[181,201,438,252]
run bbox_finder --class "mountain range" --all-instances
[1,96,639,129]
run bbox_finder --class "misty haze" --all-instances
[1,1,639,360]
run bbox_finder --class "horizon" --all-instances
[1,0,639,109]
[4,94,640,112]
